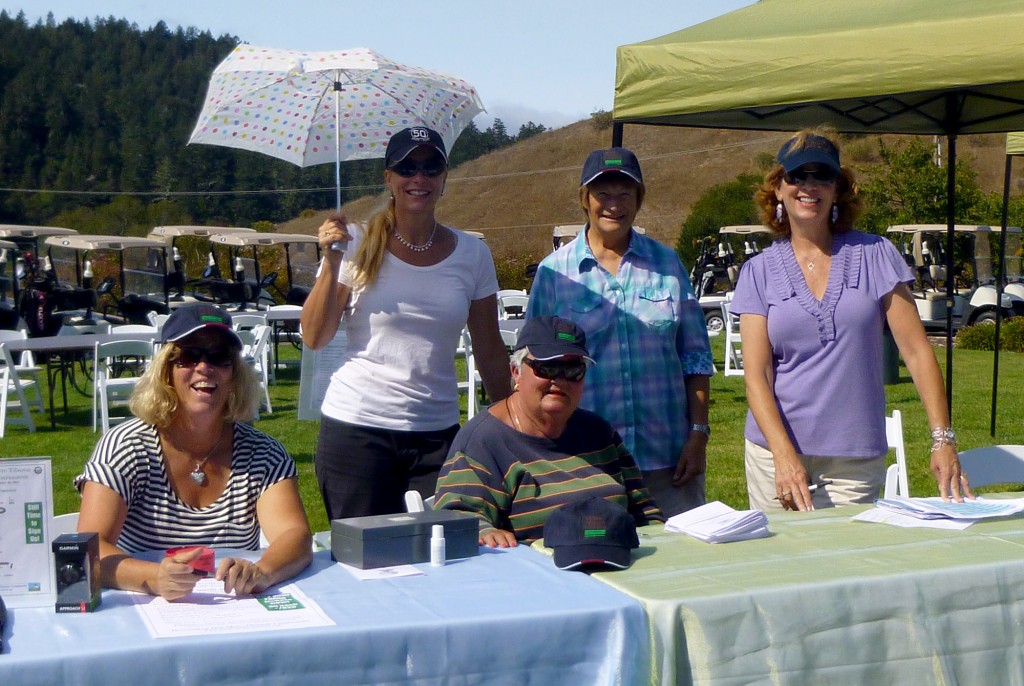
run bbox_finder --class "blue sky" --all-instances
[7,1,755,131]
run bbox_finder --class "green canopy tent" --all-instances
[613,0,1024,418]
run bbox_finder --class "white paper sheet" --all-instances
[874,497,1024,520]
[664,501,770,543]
[132,579,335,638]
[851,507,974,530]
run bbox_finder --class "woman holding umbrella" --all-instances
[302,126,511,520]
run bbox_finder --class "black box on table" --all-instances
[52,532,101,612]
[331,510,479,569]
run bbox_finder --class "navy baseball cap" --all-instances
[776,134,840,174]
[544,497,640,571]
[580,148,644,186]
[514,316,595,363]
[385,126,448,167]
[160,303,242,348]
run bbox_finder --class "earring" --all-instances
[831,204,839,224]
[775,202,784,223]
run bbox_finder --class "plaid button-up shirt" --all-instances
[527,227,714,472]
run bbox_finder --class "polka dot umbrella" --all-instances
[188,44,486,210]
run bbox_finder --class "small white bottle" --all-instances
[430,525,446,567]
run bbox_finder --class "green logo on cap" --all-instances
[557,332,576,342]
[583,529,607,538]
[604,159,623,167]
[201,315,225,323]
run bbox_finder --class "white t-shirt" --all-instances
[320,227,498,431]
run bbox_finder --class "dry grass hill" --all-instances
[278,118,1021,273]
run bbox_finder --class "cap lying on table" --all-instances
[543,496,639,571]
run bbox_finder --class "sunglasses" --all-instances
[388,157,447,178]
[782,167,839,185]
[523,358,587,382]
[172,346,235,368]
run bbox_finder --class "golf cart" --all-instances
[0,239,19,328]
[147,225,258,301]
[203,232,321,310]
[43,234,176,327]
[692,225,772,333]
[886,224,1024,329]
[0,225,80,318]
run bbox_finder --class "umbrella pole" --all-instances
[334,75,342,212]
[992,154,1013,436]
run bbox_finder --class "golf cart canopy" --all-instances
[209,232,319,247]
[719,225,771,235]
[147,225,257,244]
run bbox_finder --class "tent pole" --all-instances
[612,122,624,148]
[992,154,1013,436]
[944,131,956,419]
[334,75,342,212]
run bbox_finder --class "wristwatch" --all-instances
[690,423,712,439]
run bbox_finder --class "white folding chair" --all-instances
[232,313,268,332]
[958,445,1024,488]
[456,328,482,419]
[0,329,44,412]
[722,294,744,377]
[1,342,37,437]
[404,490,435,512]
[882,410,909,498]
[93,339,154,433]
[111,324,158,335]
[240,324,272,414]
[499,328,519,354]
[497,292,529,320]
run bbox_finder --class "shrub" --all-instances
[955,318,1024,352]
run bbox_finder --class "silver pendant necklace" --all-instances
[393,221,438,253]
[189,428,226,486]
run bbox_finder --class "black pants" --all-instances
[314,416,459,521]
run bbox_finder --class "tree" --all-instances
[858,138,986,236]
[676,173,761,268]
[517,121,546,142]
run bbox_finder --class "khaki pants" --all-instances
[744,440,886,511]
[642,467,706,518]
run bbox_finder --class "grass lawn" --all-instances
[2,336,1022,533]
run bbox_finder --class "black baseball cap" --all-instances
[385,126,448,167]
[544,497,640,571]
[580,148,644,186]
[776,134,841,174]
[514,316,595,363]
[160,303,242,348]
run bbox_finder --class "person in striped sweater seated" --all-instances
[75,304,312,600]
[434,316,662,547]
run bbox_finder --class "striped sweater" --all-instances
[75,418,297,552]
[434,408,662,542]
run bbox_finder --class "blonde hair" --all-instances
[130,342,262,427]
[348,195,397,289]
[755,128,864,239]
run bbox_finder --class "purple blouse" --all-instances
[729,230,914,457]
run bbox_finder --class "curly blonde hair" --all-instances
[129,342,262,427]
[754,128,864,239]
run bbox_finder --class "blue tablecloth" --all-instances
[2,545,651,686]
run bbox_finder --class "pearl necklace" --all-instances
[393,221,438,253]
[188,427,226,486]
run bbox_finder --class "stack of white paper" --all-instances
[874,497,1024,521]
[664,501,770,543]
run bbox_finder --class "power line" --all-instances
[0,135,779,199]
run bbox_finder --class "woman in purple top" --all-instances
[730,129,972,511]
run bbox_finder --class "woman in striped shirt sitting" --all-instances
[75,304,312,600]
[433,316,662,547]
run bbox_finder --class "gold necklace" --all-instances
[186,427,226,486]
[393,221,438,253]
[506,395,523,433]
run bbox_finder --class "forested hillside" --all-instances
[0,12,539,232]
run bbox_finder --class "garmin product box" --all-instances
[331,510,479,569]
[52,532,101,613]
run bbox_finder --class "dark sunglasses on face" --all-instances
[523,357,587,382]
[172,346,235,368]
[388,156,447,178]
[782,167,839,185]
